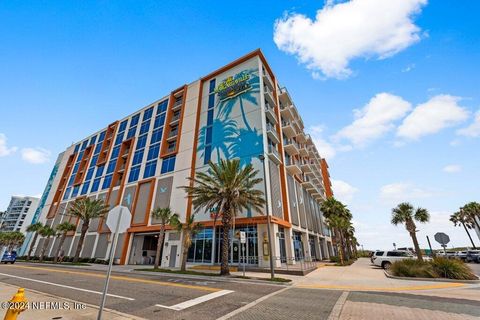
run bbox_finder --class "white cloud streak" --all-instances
[0,133,18,157]
[21,148,51,164]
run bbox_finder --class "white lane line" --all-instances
[156,289,233,311]
[0,272,135,301]
[327,291,349,320]
[216,286,290,320]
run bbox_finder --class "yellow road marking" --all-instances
[296,283,465,291]
[9,265,219,292]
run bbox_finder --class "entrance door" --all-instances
[169,245,177,268]
[232,240,240,264]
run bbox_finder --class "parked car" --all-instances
[371,250,384,264]
[372,250,415,269]
[455,251,468,261]
[1,250,17,264]
[465,250,480,263]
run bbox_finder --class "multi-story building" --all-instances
[1,196,39,233]
[34,49,334,267]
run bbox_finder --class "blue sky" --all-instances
[1,1,479,250]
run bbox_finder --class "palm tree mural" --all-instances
[197,118,238,161]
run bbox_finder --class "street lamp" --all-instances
[258,154,275,279]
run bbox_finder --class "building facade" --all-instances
[1,196,39,233]
[34,50,334,267]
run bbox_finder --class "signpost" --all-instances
[434,232,450,255]
[97,206,131,320]
[240,231,246,277]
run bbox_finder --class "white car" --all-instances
[372,250,415,269]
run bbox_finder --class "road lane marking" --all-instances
[327,291,349,320]
[0,272,134,301]
[9,265,219,292]
[216,287,290,320]
[155,290,233,311]
[296,283,465,291]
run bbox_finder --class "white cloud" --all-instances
[397,95,469,140]
[335,93,412,147]
[331,179,358,204]
[401,63,416,73]
[273,0,427,79]
[443,164,461,173]
[0,133,18,157]
[380,182,433,203]
[21,148,51,164]
[457,110,480,137]
[308,125,337,159]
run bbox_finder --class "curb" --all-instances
[384,270,480,284]
[15,262,293,287]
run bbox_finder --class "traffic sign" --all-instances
[106,206,131,234]
[434,232,450,245]
[240,231,246,244]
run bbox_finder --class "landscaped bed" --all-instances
[389,257,478,281]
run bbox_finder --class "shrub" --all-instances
[391,259,437,278]
[431,257,478,280]
[330,256,340,263]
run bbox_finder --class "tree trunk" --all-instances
[345,236,352,260]
[39,237,50,263]
[73,223,88,263]
[54,233,67,264]
[336,232,344,265]
[27,232,38,261]
[221,213,231,276]
[410,231,423,261]
[154,226,165,269]
[462,222,477,249]
[181,232,189,271]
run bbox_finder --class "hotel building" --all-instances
[32,49,334,268]
[1,196,39,233]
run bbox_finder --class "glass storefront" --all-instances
[309,235,317,260]
[215,225,258,265]
[293,231,304,260]
[278,227,287,263]
[187,228,213,263]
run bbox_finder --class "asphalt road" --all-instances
[467,262,480,276]
[0,263,283,320]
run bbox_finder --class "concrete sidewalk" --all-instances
[0,282,144,319]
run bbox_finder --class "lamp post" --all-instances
[258,154,275,279]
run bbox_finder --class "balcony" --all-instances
[267,145,281,164]
[172,99,183,111]
[264,86,276,108]
[285,157,302,176]
[301,175,315,190]
[264,102,278,124]
[299,144,309,157]
[170,113,181,124]
[167,130,178,140]
[296,131,307,144]
[283,138,299,155]
[300,160,313,173]
[266,123,280,144]
[263,72,274,91]
[281,120,296,138]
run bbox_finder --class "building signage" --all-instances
[215,71,251,101]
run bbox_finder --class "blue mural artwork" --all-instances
[198,67,264,166]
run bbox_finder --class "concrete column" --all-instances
[301,232,309,261]
[314,235,322,261]
[285,227,296,265]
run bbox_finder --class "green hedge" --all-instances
[391,257,477,280]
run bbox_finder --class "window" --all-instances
[208,94,215,107]
[119,120,128,132]
[375,251,384,256]
[89,135,97,146]
[209,79,216,93]
[132,150,144,166]
[63,187,72,200]
[90,155,98,167]
[91,178,101,192]
[147,143,160,161]
[68,175,76,187]
[136,134,147,150]
[71,186,80,198]
[143,160,157,178]
[128,165,141,182]
[150,128,163,144]
[167,141,176,152]
[85,167,95,181]
[106,159,117,174]
[130,114,140,127]
[102,174,113,190]
[204,145,211,163]
[157,100,168,114]
[161,156,176,174]
[206,127,212,143]
[94,143,103,155]
[81,181,90,195]
[154,114,166,129]
[95,165,105,177]
[72,162,80,174]
[74,144,80,153]
[142,107,154,122]
[81,140,88,150]
[127,127,137,139]
[111,146,121,159]
[139,121,150,135]
[114,132,124,145]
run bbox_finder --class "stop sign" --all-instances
[106,206,132,234]
[434,232,450,245]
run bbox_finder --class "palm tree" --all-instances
[391,202,430,261]
[450,210,477,249]
[462,202,480,231]
[326,215,349,265]
[26,222,43,261]
[39,226,56,262]
[68,198,109,263]
[176,214,202,271]
[53,222,77,263]
[180,159,265,275]
[321,198,350,260]
[150,207,180,269]
[0,232,25,252]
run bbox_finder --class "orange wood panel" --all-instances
[73,145,93,186]
[97,121,119,166]
[129,177,156,227]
